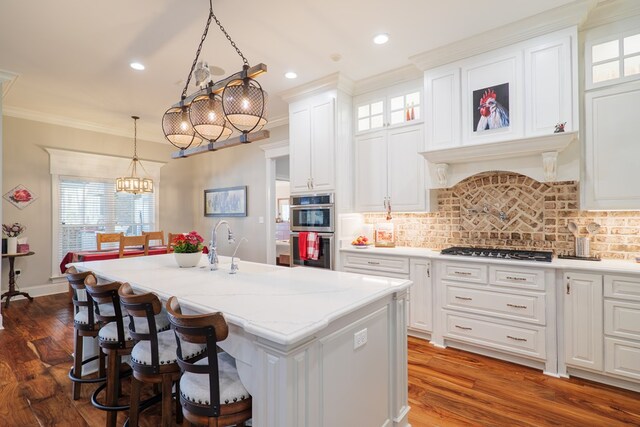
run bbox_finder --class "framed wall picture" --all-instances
[473,83,510,132]
[204,186,247,217]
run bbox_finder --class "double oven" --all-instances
[289,193,334,270]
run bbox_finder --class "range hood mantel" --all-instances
[420,132,577,164]
[420,132,578,187]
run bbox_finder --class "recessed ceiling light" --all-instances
[373,33,389,45]
[285,71,298,79]
[130,62,145,71]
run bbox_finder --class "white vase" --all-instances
[7,237,17,254]
[174,252,202,268]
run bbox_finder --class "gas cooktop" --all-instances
[440,247,553,262]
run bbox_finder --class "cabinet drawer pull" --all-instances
[455,296,473,301]
[367,261,380,265]
[506,276,527,281]
[506,303,527,309]
[507,335,527,342]
[454,325,472,331]
[453,271,472,276]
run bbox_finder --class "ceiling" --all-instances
[0,0,577,144]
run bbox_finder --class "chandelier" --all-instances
[163,0,269,156]
[116,116,154,194]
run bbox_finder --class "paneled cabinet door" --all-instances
[524,36,574,136]
[289,105,313,193]
[583,81,640,210]
[564,272,603,371]
[425,66,461,150]
[309,99,335,191]
[388,125,425,212]
[354,132,388,212]
[409,259,432,333]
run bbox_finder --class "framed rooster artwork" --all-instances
[473,83,510,132]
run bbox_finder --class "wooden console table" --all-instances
[2,251,34,308]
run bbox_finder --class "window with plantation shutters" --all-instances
[57,176,155,262]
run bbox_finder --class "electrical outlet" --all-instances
[15,269,21,277]
[353,328,367,350]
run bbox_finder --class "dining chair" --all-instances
[166,296,252,427]
[119,234,150,258]
[119,284,206,427]
[66,267,107,400]
[142,230,165,246]
[96,232,124,250]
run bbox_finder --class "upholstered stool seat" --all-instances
[180,353,250,406]
[131,329,205,366]
[74,303,116,325]
[98,310,170,343]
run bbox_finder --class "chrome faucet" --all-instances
[208,220,234,271]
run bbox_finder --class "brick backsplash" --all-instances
[365,172,640,260]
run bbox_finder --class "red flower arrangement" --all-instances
[11,189,32,203]
[173,231,204,253]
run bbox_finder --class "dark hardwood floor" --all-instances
[0,294,639,426]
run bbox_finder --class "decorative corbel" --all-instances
[542,151,558,182]
[435,163,449,187]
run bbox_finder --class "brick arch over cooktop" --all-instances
[452,171,550,236]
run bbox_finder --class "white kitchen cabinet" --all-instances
[583,81,640,210]
[289,94,335,193]
[524,35,574,136]
[409,259,432,333]
[424,66,461,150]
[340,251,432,336]
[354,124,425,212]
[564,272,603,371]
[354,80,422,135]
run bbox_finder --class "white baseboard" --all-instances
[2,281,68,301]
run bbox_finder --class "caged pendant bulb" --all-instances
[162,0,268,151]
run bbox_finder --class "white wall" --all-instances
[190,125,289,263]
[1,116,195,290]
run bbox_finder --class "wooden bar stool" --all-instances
[85,279,171,427]
[166,296,252,427]
[66,267,107,400]
[119,283,206,427]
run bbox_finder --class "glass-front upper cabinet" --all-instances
[587,28,640,89]
[354,80,422,134]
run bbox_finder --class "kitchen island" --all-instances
[72,253,412,427]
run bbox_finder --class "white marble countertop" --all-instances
[72,254,411,346]
[340,246,640,274]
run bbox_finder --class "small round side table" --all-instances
[1,251,35,308]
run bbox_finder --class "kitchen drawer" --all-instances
[444,283,545,325]
[605,337,640,381]
[604,300,640,341]
[342,254,409,275]
[604,275,640,302]
[489,265,545,291]
[342,267,409,280]
[444,312,545,359]
[440,262,487,284]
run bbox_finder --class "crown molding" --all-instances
[409,0,595,71]
[279,72,355,104]
[0,69,19,97]
[264,114,288,130]
[581,0,640,30]
[3,105,167,144]
[352,64,423,96]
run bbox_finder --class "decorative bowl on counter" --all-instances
[174,252,203,268]
[351,235,372,249]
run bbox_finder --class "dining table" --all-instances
[59,246,169,274]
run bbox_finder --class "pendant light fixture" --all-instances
[116,116,154,194]
[162,0,268,152]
